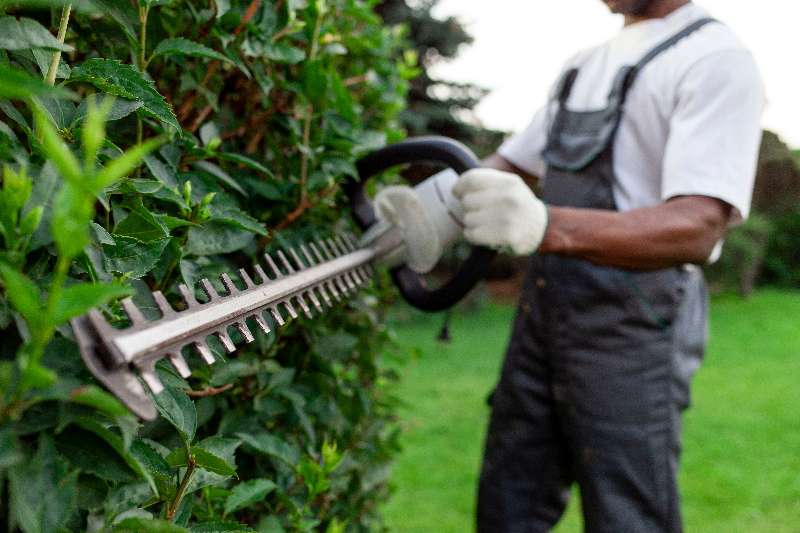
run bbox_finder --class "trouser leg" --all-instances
[477,297,573,533]
[561,267,708,533]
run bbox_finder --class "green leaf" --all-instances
[192,523,256,533]
[152,385,197,443]
[0,16,75,51]
[193,161,246,195]
[129,439,174,499]
[114,205,170,242]
[209,204,267,236]
[26,162,59,250]
[52,282,131,323]
[68,384,130,417]
[72,95,143,125]
[91,0,139,44]
[103,235,171,278]
[72,417,158,494]
[185,222,254,256]
[223,478,276,515]
[0,263,41,325]
[95,136,165,190]
[152,37,234,64]
[236,432,299,466]
[69,59,180,131]
[32,104,83,184]
[166,445,237,477]
[9,434,78,533]
[258,42,306,64]
[55,426,138,483]
[0,64,72,100]
[52,182,94,258]
[113,518,190,533]
[186,436,240,493]
[216,152,274,177]
[0,426,23,470]
[144,154,179,187]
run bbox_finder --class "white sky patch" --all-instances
[431,1,800,147]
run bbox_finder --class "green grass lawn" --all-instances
[382,290,800,532]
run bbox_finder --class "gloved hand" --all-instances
[452,168,549,256]
[372,185,443,274]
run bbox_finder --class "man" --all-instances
[377,0,764,531]
[452,1,764,531]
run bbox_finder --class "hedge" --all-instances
[0,1,415,531]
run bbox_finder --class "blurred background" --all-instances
[376,1,800,531]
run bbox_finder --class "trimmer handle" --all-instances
[347,136,497,312]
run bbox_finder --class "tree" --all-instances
[376,0,506,157]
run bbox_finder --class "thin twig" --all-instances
[45,3,72,86]
[166,456,196,520]
[184,384,233,398]
[188,105,213,133]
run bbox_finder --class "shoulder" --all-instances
[670,20,758,77]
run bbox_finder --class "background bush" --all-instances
[0,1,417,531]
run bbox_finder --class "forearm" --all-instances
[539,197,732,270]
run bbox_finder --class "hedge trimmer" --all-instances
[72,137,496,420]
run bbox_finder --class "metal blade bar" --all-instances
[111,247,376,363]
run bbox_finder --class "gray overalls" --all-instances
[478,18,715,533]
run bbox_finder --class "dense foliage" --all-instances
[0,1,416,531]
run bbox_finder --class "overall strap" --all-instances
[609,17,718,104]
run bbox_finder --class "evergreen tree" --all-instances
[376,0,506,157]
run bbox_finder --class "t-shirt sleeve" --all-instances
[497,104,551,178]
[661,49,765,222]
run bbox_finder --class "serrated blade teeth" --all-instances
[339,274,355,292]
[139,366,164,395]
[178,284,198,307]
[270,307,286,326]
[252,313,271,334]
[195,342,215,364]
[294,295,313,318]
[235,322,254,343]
[217,331,236,353]
[289,248,307,270]
[315,284,333,306]
[200,278,218,301]
[333,274,350,294]
[239,269,255,288]
[331,236,349,254]
[152,291,174,317]
[300,244,317,266]
[327,281,342,301]
[264,253,283,278]
[318,239,337,260]
[220,273,238,295]
[121,297,146,325]
[277,250,296,274]
[305,290,323,312]
[254,264,270,284]
[282,300,299,319]
[310,241,329,263]
[341,233,359,252]
[168,353,192,378]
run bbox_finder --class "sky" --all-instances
[430,0,800,147]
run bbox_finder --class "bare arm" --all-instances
[481,153,731,270]
[540,196,732,270]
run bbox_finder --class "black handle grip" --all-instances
[348,136,497,312]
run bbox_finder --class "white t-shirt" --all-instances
[498,3,765,223]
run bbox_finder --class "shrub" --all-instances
[0,1,414,531]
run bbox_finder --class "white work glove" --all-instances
[452,168,549,256]
[372,185,443,274]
